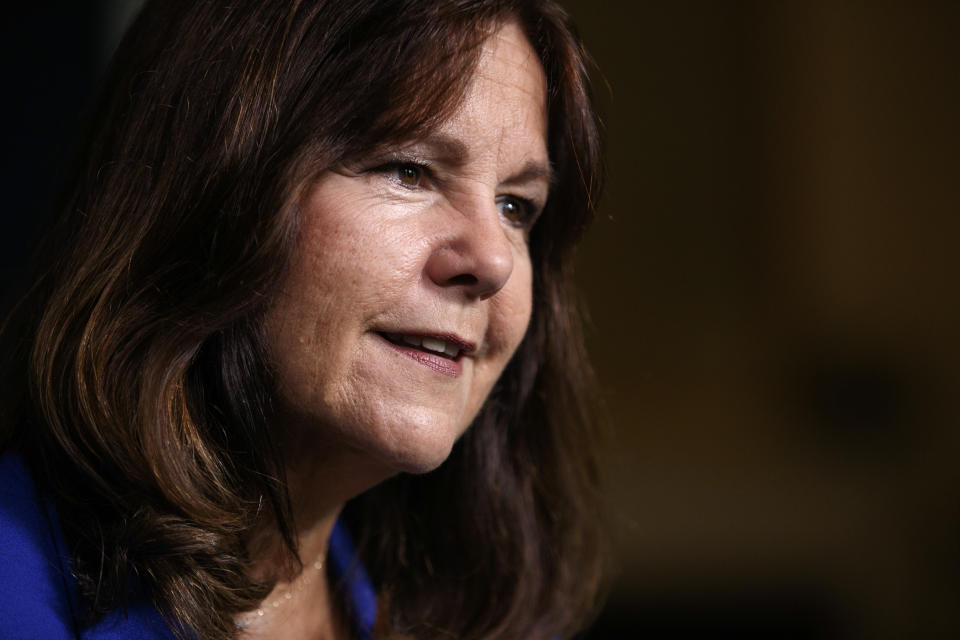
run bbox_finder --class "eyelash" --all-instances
[370,160,542,230]
[372,160,433,189]
[496,195,540,230]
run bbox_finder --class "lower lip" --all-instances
[378,334,462,378]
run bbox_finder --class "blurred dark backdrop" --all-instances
[3,2,958,639]
[564,2,960,638]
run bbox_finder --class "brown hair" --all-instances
[0,1,606,638]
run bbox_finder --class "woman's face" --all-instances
[266,22,548,474]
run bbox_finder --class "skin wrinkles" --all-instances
[266,21,549,480]
[246,24,549,638]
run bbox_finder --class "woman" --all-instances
[0,1,605,638]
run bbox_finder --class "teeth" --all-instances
[387,333,461,359]
[421,337,446,354]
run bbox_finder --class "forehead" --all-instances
[472,22,547,107]
[433,21,549,169]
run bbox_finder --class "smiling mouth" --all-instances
[379,332,467,360]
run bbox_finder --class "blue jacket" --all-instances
[0,453,376,639]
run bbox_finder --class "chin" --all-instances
[362,417,463,476]
[384,447,455,476]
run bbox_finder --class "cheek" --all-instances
[483,256,534,374]
[464,262,532,426]
[500,254,534,344]
[493,277,533,351]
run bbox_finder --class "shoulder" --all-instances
[0,452,79,639]
[0,453,178,640]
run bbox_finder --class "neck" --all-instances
[239,422,394,638]
[237,524,338,638]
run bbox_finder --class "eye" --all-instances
[395,164,423,187]
[370,161,430,189]
[497,195,539,229]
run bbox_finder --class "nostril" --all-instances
[448,274,479,287]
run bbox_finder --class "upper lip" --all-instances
[378,331,477,357]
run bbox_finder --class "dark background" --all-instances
[3,2,959,638]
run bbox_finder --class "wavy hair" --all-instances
[0,1,606,638]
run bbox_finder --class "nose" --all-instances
[424,203,514,300]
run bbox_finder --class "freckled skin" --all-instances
[265,23,549,478]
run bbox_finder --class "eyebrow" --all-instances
[412,132,554,191]
[501,160,554,192]
[413,133,469,163]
